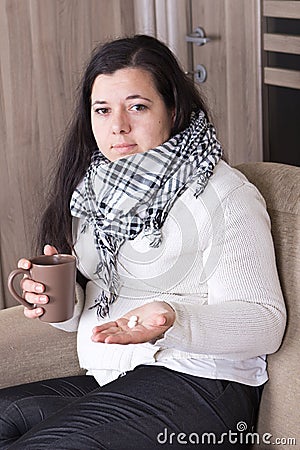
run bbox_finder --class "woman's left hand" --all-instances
[91,301,175,344]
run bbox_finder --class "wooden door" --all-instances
[189,0,263,165]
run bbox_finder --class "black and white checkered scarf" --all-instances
[70,110,222,318]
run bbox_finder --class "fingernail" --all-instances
[35,285,43,293]
[39,295,48,304]
[35,308,43,315]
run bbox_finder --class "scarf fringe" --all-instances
[88,290,114,319]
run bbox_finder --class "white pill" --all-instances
[129,315,138,322]
[127,315,138,329]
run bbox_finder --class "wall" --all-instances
[0,0,135,308]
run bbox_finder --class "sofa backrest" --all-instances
[236,162,299,447]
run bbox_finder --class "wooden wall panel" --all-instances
[0,0,134,308]
[225,0,263,164]
[191,0,263,165]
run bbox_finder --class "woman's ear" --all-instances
[171,109,176,125]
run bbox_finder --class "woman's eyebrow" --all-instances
[126,94,153,102]
[91,100,106,106]
[91,95,153,107]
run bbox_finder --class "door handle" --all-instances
[185,65,207,83]
[185,27,210,46]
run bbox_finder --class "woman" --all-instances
[0,35,286,449]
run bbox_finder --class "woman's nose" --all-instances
[112,111,131,134]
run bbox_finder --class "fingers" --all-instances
[17,259,47,313]
[22,283,48,319]
[92,328,135,345]
[20,276,44,293]
[17,244,57,317]
[91,314,170,345]
[17,258,31,270]
[24,306,45,319]
[16,244,56,321]
[43,244,58,255]
[17,244,58,269]
[92,321,118,334]
[24,291,48,305]
[91,302,175,345]
[152,314,167,327]
[91,320,132,344]
[103,334,135,345]
[21,278,48,308]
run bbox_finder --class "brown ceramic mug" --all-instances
[7,254,76,323]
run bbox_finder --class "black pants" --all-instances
[0,365,262,449]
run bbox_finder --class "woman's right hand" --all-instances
[18,244,58,319]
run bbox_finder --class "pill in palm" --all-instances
[129,315,138,322]
[128,315,138,328]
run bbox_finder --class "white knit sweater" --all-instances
[53,161,286,387]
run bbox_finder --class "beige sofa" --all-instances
[0,162,299,447]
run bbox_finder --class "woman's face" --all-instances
[90,68,174,161]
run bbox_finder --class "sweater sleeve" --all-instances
[154,183,287,360]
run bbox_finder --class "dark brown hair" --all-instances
[36,34,209,253]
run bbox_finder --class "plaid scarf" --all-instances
[70,110,222,318]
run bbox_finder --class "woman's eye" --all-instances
[131,104,147,112]
[94,107,109,115]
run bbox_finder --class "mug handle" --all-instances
[7,269,36,309]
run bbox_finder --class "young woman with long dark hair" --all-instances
[0,35,285,449]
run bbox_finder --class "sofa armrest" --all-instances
[0,305,85,389]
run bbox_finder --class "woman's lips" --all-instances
[112,143,137,154]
